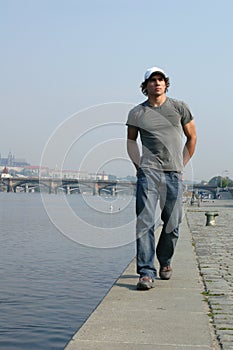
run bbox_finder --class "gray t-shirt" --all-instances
[126,97,193,172]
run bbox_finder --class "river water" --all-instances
[0,192,136,350]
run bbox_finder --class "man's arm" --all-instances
[183,119,197,167]
[127,126,140,172]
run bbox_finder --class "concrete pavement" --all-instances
[65,204,221,350]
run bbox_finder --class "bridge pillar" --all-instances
[66,185,71,195]
[111,185,117,196]
[49,180,57,194]
[7,178,14,192]
[25,183,29,193]
[93,183,99,195]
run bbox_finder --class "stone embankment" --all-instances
[186,199,233,350]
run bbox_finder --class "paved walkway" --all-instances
[186,199,233,350]
[64,200,228,350]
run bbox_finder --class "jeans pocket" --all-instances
[172,172,182,180]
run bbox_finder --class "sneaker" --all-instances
[137,276,155,290]
[159,266,172,280]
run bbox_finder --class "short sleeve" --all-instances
[180,101,194,126]
[126,105,141,128]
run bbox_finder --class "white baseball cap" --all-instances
[144,67,167,81]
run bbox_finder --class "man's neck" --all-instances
[148,94,166,107]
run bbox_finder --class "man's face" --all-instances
[146,74,166,96]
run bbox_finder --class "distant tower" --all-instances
[7,151,13,166]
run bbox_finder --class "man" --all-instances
[126,67,197,290]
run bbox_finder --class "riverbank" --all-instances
[65,200,233,349]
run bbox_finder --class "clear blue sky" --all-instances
[1,0,233,181]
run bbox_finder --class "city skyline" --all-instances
[1,149,232,183]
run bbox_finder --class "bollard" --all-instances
[205,211,219,226]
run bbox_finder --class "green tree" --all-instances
[208,176,233,187]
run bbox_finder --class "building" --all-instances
[0,151,30,167]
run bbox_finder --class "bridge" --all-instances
[192,183,233,199]
[1,177,233,199]
[0,177,136,195]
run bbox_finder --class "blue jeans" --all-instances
[136,168,183,279]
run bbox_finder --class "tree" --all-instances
[208,176,233,187]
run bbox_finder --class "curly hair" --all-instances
[140,75,170,96]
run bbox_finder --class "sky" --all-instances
[1,0,233,182]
